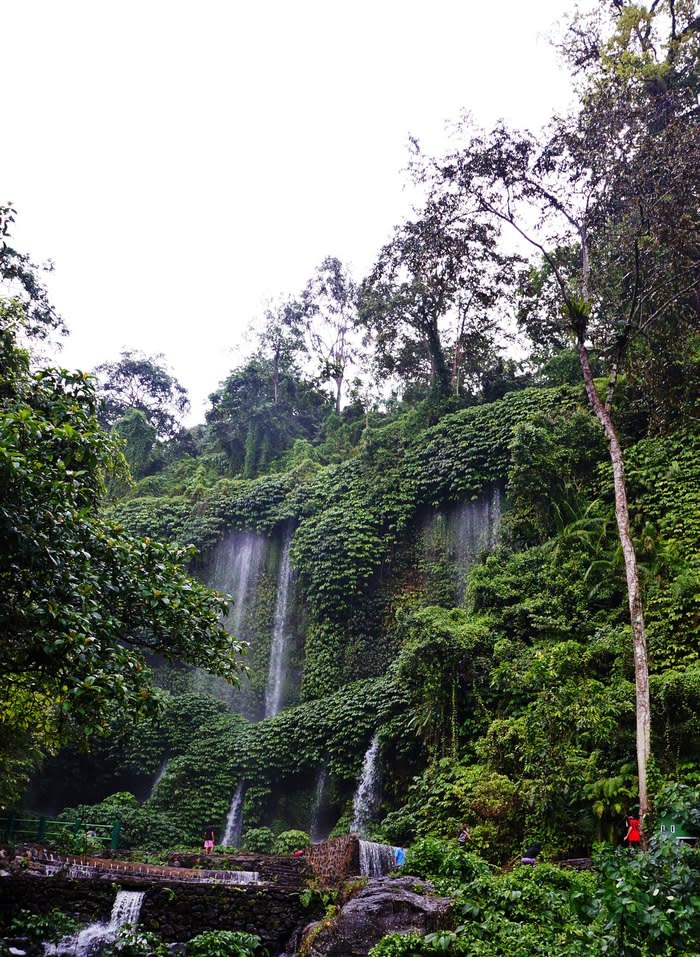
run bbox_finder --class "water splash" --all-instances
[223,781,244,847]
[45,890,144,956]
[264,528,294,718]
[351,735,381,836]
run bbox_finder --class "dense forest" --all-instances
[2,2,700,955]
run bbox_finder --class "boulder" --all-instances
[299,876,453,957]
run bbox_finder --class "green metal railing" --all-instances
[0,815,120,850]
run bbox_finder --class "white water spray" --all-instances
[264,529,294,718]
[310,766,327,843]
[351,734,381,836]
[46,890,144,957]
[223,781,244,847]
[358,840,395,877]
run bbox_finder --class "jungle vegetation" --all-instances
[2,2,700,954]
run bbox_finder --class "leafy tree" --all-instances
[297,256,362,412]
[423,0,700,827]
[0,204,65,339]
[206,356,331,477]
[257,297,307,404]
[0,298,244,808]
[359,196,515,401]
[93,349,190,438]
[113,407,157,478]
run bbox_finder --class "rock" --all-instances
[299,876,453,957]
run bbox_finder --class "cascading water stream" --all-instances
[222,781,244,847]
[350,734,381,836]
[310,766,327,843]
[149,758,168,797]
[45,890,144,957]
[264,529,294,718]
[358,840,395,877]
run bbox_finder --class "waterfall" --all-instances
[45,890,144,956]
[210,530,268,636]
[358,840,395,877]
[310,766,327,844]
[422,485,502,603]
[264,528,294,718]
[351,735,381,836]
[223,781,244,847]
[149,758,168,797]
[195,530,268,713]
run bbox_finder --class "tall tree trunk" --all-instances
[576,336,651,835]
[424,316,451,399]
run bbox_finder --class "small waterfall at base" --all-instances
[350,734,381,836]
[46,890,144,957]
[310,766,327,843]
[223,781,244,847]
[264,529,294,718]
[358,840,395,877]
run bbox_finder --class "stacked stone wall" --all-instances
[304,835,359,883]
[0,875,322,954]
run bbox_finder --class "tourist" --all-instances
[394,846,406,867]
[625,814,641,849]
[203,828,216,854]
[457,824,471,847]
[520,843,541,865]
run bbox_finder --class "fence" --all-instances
[0,815,120,850]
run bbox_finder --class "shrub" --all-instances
[273,829,311,854]
[187,930,267,957]
[240,827,275,854]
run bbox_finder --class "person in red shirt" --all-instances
[625,815,641,848]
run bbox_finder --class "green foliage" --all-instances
[0,320,245,808]
[273,829,311,853]
[578,838,700,956]
[206,357,331,478]
[186,930,268,957]
[240,827,275,853]
[10,908,79,945]
[93,349,190,440]
[102,925,168,957]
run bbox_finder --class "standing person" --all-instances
[457,823,471,847]
[394,846,406,867]
[625,814,641,849]
[203,828,216,854]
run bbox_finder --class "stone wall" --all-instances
[165,852,310,887]
[0,875,323,954]
[304,835,359,884]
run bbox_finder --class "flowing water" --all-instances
[149,758,168,797]
[310,766,328,843]
[422,485,502,602]
[350,735,380,836]
[264,528,294,718]
[222,781,244,847]
[45,890,144,957]
[193,530,268,714]
[358,840,395,877]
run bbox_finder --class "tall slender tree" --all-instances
[425,0,699,829]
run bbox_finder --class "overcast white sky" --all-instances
[4,0,584,423]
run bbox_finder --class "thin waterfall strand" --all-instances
[351,734,381,835]
[264,530,294,718]
[223,781,244,847]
